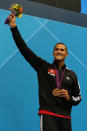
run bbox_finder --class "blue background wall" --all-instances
[81,0,87,14]
[0,1,87,130]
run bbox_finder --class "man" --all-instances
[8,14,81,131]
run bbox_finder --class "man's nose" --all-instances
[58,49,61,53]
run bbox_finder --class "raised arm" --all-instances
[8,14,47,71]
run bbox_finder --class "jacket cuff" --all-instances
[10,26,18,32]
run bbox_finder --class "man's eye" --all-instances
[55,48,59,51]
[60,49,64,51]
[55,48,64,51]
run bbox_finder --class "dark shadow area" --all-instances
[29,0,81,13]
[0,0,87,28]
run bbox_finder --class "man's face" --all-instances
[53,44,68,61]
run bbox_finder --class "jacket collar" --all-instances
[52,61,66,70]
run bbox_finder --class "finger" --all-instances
[59,94,66,96]
[59,92,68,94]
[11,12,15,16]
[59,91,67,94]
[9,14,15,20]
[8,16,13,21]
[52,93,59,96]
[58,94,67,97]
[9,17,15,24]
[52,91,59,96]
[59,92,68,96]
[9,14,14,17]
[59,90,68,93]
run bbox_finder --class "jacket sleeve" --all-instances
[69,73,82,106]
[10,26,47,71]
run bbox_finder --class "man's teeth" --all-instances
[56,54,62,56]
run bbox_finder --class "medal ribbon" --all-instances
[55,66,65,89]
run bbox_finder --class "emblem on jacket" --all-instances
[48,68,56,76]
[66,76,70,80]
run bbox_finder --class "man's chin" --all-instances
[54,59,64,62]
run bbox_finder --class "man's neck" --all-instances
[55,60,65,69]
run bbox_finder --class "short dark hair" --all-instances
[54,42,68,53]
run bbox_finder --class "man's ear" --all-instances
[66,53,68,57]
